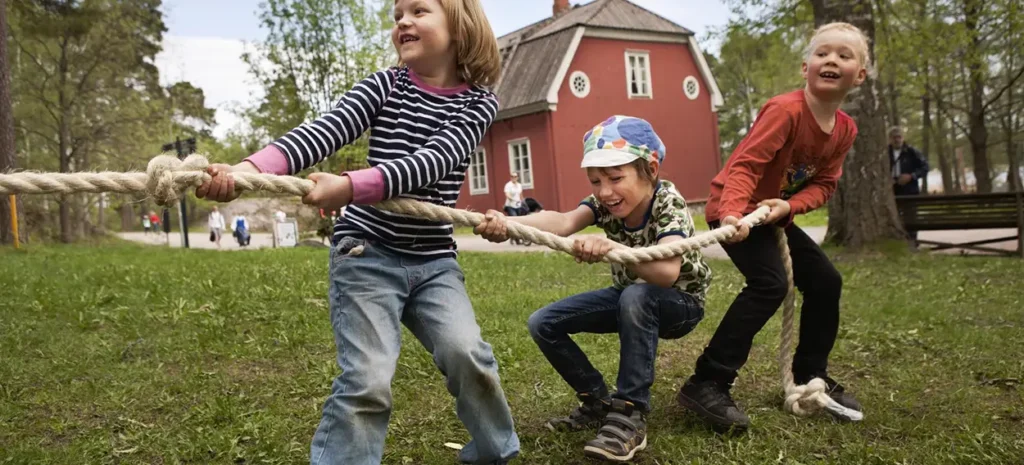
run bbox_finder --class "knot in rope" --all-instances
[145,154,210,206]
[782,378,829,417]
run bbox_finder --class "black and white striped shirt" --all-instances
[270,67,498,258]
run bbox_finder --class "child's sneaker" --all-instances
[545,393,610,432]
[821,376,862,419]
[793,373,863,421]
[676,376,750,434]
[583,399,646,462]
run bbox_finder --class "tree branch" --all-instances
[984,65,1024,109]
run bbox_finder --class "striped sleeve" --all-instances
[377,93,498,199]
[271,70,396,174]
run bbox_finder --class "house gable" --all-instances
[494,0,722,120]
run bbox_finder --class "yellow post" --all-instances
[9,195,18,249]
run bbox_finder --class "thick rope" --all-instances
[0,154,861,420]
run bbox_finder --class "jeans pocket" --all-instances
[658,295,704,339]
[331,236,366,265]
[660,318,699,339]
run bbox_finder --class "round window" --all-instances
[683,76,700,100]
[569,71,591,98]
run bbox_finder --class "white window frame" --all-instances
[469,147,489,195]
[507,138,534,189]
[624,50,652,98]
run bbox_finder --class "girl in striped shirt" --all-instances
[196,1,518,463]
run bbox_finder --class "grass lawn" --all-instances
[1,241,1022,464]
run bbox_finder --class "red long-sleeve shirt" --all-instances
[706,90,857,224]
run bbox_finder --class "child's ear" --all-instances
[855,66,867,85]
[801,61,808,80]
[649,160,660,180]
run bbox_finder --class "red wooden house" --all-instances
[457,0,724,213]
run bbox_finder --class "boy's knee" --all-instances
[752,272,789,305]
[527,309,554,342]
[618,285,655,325]
[806,266,842,297]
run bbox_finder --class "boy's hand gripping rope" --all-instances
[0,154,862,422]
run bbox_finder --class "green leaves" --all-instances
[241,0,394,174]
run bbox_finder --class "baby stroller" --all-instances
[233,217,251,247]
[504,197,544,246]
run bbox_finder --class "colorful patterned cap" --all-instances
[581,115,666,168]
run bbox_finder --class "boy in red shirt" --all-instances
[676,22,870,434]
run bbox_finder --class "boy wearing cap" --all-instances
[475,115,709,462]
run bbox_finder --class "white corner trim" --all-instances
[687,35,723,111]
[584,27,688,44]
[546,26,586,105]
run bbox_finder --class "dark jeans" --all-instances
[503,205,528,217]
[694,223,842,385]
[528,284,704,412]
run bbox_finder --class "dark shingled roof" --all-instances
[493,0,694,119]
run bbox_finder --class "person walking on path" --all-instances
[208,206,226,247]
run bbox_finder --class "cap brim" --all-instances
[580,149,640,168]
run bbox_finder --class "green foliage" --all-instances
[708,22,805,160]
[239,0,394,174]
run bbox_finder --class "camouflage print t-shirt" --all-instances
[581,180,712,302]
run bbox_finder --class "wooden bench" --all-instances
[895,192,1024,258]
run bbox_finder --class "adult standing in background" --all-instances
[889,126,929,245]
[503,172,529,245]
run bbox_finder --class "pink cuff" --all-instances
[244,145,289,175]
[344,167,385,205]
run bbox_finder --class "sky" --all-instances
[154,0,733,139]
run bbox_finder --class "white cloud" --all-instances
[154,35,265,139]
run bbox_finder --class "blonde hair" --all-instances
[805,22,872,70]
[396,0,501,88]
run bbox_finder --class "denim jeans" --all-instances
[311,237,520,465]
[527,284,704,412]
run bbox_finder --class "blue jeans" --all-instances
[527,284,704,412]
[311,237,520,465]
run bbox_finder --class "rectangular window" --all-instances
[507,139,533,189]
[625,51,652,98]
[469,147,488,195]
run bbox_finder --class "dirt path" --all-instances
[119,226,1020,259]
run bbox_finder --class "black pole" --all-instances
[176,137,190,248]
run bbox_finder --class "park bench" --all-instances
[895,192,1024,258]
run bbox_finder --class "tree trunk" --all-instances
[921,51,932,194]
[886,75,900,129]
[921,91,931,193]
[0,0,18,245]
[810,0,905,247]
[964,0,992,192]
[1003,0,1021,193]
[96,194,105,234]
[120,202,133,231]
[58,37,73,243]
[935,100,955,193]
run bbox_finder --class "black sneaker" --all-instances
[546,393,610,432]
[583,399,647,462]
[676,376,750,434]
